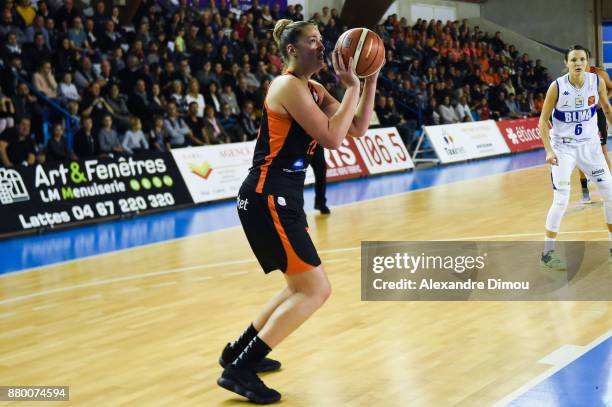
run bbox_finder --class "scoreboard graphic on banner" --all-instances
[0,152,192,236]
[352,127,415,173]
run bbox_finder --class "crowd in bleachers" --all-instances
[0,0,552,167]
[374,15,551,145]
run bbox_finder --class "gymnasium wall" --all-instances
[480,0,596,55]
[604,0,612,21]
[391,0,480,22]
[302,0,343,21]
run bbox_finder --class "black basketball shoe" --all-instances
[314,203,331,214]
[217,365,281,404]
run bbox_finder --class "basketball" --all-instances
[335,28,385,78]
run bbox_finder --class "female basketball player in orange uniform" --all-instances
[578,64,612,202]
[217,19,380,404]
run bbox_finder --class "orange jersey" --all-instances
[245,73,324,198]
[589,66,612,105]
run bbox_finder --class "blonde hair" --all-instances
[273,19,292,47]
[130,116,142,131]
[272,18,317,61]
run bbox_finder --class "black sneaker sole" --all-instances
[217,377,281,404]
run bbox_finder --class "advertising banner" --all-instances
[352,127,415,174]
[424,120,510,163]
[324,137,368,181]
[0,126,417,237]
[0,152,192,236]
[171,141,258,204]
[496,117,544,152]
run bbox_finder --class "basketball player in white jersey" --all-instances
[577,63,612,203]
[539,45,612,269]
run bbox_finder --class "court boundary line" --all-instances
[491,330,612,406]
[0,247,363,305]
[1,228,609,306]
[0,160,548,278]
[442,229,609,241]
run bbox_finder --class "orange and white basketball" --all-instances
[335,27,385,78]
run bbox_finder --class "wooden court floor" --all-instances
[0,164,610,406]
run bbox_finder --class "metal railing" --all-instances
[0,63,78,149]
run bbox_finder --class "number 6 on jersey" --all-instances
[575,123,582,135]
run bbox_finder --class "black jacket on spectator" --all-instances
[92,12,108,35]
[0,66,20,98]
[378,105,404,127]
[239,111,258,140]
[47,137,71,162]
[54,46,78,75]
[185,115,206,144]
[127,90,152,120]
[490,36,505,53]
[148,95,166,117]
[73,129,98,158]
[490,97,510,118]
[235,86,257,108]
[0,127,36,165]
[23,44,52,72]
[105,95,132,132]
[205,92,222,113]
[97,31,122,54]
[84,28,98,50]
[1,45,22,67]
[159,70,182,92]
[54,5,80,32]
[81,94,112,128]
[12,94,42,123]
[118,67,146,92]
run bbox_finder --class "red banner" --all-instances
[324,137,368,181]
[496,117,544,152]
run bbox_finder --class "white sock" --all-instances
[544,236,556,253]
[608,232,612,249]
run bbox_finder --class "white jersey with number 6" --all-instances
[550,72,599,144]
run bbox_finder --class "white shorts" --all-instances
[550,140,612,190]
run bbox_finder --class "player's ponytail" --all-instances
[273,19,292,48]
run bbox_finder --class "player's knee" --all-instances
[317,279,332,304]
[553,188,570,208]
[291,267,331,305]
[599,185,612,202]
[311,280,332,308]
[307,275,331,307]
[603,198,612,221]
